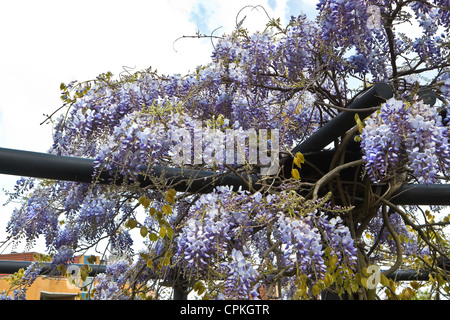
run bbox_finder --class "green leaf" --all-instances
[126,219,138,229]
[354,113,364,134]
[138,196,151,209]
[291,168,300,180]
[162,204,172,215]
[149,233,158,242]
[166,226,174,240]
[159,226,166,238]
[140,226,148,238]
[311,284,320,296]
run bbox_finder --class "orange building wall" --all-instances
[0,276,82,300]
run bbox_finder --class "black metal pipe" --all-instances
[1,155,450,204]
[138,165,260,193]
[0,148,100,184]
[0,83,393,192]
[390,184,450,206]
[291,82,393,155]
[0,147,260,193]
[385,269,430,281]
[0,260,107,277]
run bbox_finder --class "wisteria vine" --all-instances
[2,0,450,300]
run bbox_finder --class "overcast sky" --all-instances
[0,0,318,254]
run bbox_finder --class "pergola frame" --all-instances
[0,82,448,299]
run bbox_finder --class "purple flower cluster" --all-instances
[315,214,358,266]
[0,289,26,300]
[93,260,131,300]
[367,210,422,256]
[276,213,327,276]
[7,187,59,249]
[274,210,357,279]
[410,2,449,65]
[316,0,390,80]
[175,186,259,274]
[221,249,259,300]
[361,98,450,184]
[176,195,231,272]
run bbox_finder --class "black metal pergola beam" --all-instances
[291,82,393,154]
[1,83,449,205]
[1,147,448,205]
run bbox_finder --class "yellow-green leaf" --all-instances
[126,219,138,229]
[87,255,96,264]
[159,226,166,238]
[296,152,305,163]
[197,286,205,296]
[166,189,176,204]
[140,253,149,260]
[324,273,334,287]
[361,277,368,289]
[410,281,420,290]
[166,226,174,240]
[291,168,300,180]
[149,233,158,242]
[311,284,320,296]
[163,256,171,266]
[355,113,364,134]
[140,227,148,238]
[194,281,204,292]
[380,274,390,287]
[329,255,338,268]
[162,204,172,215]
[138,196,151,209]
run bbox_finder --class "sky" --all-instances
[0,0,318,254]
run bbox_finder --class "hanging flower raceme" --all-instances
[361,98,450,184]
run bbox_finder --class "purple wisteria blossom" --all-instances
[361,98,450,184]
